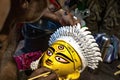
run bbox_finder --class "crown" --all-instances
[49,23,102,72]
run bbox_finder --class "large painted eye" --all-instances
[47,50,53,56]
[55,56,69,63]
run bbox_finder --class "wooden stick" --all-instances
[114,70,120,75]
[28,72,51,80]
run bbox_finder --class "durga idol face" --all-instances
[40,40,82,79]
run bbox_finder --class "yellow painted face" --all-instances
[41,40,82,77]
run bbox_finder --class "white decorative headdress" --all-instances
[49,23,102,72]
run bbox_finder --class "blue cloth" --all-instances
[21,19,62,52]
[94,33,120,63]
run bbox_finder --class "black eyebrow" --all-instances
[49,47,55,52]
[56,53,73,62]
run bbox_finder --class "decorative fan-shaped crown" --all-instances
[49,23,102,72]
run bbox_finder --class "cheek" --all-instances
[56,62,74,69]
[55,62,75,76]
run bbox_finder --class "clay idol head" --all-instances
[31,23,102,80]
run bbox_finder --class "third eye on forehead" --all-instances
[49,45,64,52]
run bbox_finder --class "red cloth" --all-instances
[13,50,42,71]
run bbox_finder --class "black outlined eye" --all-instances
[55,56,69,63]
[58,45,64,50]
[47,50,53,56]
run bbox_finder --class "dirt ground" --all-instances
[80,60,120,80]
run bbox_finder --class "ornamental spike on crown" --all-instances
[49,23,102,72]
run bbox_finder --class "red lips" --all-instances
[45,59,53,66]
